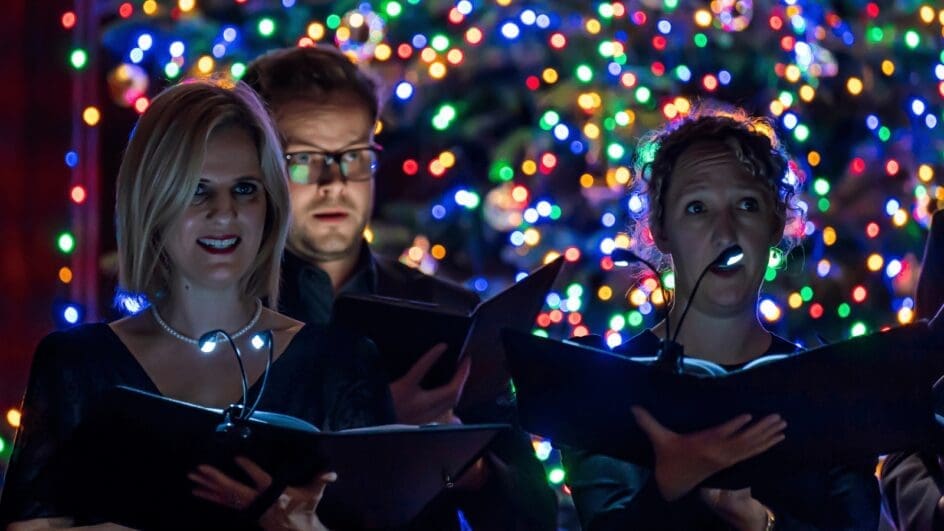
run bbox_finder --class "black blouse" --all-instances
[563,330,881,530]
[0,322,395,528]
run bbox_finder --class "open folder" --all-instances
[502,324,944,489]
[333,256,564,407]
[58,385,507,530]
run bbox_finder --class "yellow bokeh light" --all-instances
[544,251,561,264]
[918,164,934,182]
[446,49,463,65]
[583,123,600,139]
[614,167,631,185]
[881,60,895,76]
[82,106,100,126]
[694,9,712,27]
[197,55,214,74]
[522,160,537,175]
[807,151,821,167]
[336,27,351,42]
[919,5,935,23]
[788,292,803,309]
[59,267,73,284]
[799,85,815,102]
[579,173,594,188]
[143,0,158,15]
[846,77,864,95]
[307,22,325,40]
[6,408,21,429]
[784,65,801,83]
[673,97,691,114]
[867,253,884,272]
[363,226,374,243]
[598,285,613,301]
[373,120,383,135]
[651,289,665,306]
[585,19,602,34]
[898,307,915,324]
[614,233,631,248]
[420,47,437,63]
[577,92,602,111]
[496,0,511,5]
[893,208,908,227]
[178,0,195,12]
[407,246,424,262]
[429,62,447,79]
[629,289,648,307]
[431,244,446,260]
[374,43,392,61]
[524,228,541,246]
[822,226,837,246]
[439,151,456,168]
[769,100,785,116]
[542,68,558,84]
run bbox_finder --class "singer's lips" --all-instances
[313,211,349,221]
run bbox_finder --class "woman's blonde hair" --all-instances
[115,80,289,307]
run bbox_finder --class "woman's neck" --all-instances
[155,283,258,340]
[651,305,771,365]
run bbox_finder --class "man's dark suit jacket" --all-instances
[279,245,558,530]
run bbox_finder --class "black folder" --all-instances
[59,385,506,530]
[333,256,564,406]
[502,324,944,489]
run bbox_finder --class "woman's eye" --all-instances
[234,182,259,195]
[738,197,760,211]
[191,184,208,203]
[685,201,705,214]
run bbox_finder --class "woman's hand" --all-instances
[189,456,335,531]
[700,487,770,531]
[631,406,786,501]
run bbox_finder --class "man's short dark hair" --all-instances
[244,45,382,121]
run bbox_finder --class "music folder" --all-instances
[333,256,564,407]
[501,323,944,489]
[59,385,507,530]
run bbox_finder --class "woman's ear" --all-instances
[651,220,672,254]
[769,210,786,247]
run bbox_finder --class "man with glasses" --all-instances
[245,45,557,530]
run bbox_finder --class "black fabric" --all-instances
[563,330,881,531]
[880,451,944,531]
[0,322,395,529]
[279,245,481,327]
[280,246,558,531]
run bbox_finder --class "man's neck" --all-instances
[312,245,365,293]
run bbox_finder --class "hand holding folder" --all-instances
[333,256,564,408]
[503,319,944,489]
[60,386,507,530]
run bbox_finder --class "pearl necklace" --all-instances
[150,299,263,346]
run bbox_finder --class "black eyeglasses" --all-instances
[285,144,382,184]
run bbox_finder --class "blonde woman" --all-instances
[0,80,394,530]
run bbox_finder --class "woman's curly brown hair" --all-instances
[627,105,806,271]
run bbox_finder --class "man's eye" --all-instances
[685,201,704,214]
[293,153,312,164]
[341,150,362,164]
